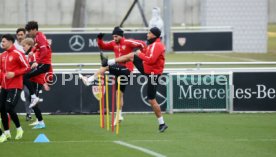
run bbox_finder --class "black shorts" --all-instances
[25,63,51,79]
[133,54,145,74]
[0,88,21,111]
[109,64,131,93]
[133,54,161,99]
[146,74,160,100]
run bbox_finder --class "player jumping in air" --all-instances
[101,27,168,132]
[79,26,146,125]
[24,21,52,108]
[22,38,50,129]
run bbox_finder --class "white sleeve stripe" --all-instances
[143,43,156,59]
[14,51,29,68]
[150,43,156,57]
[125,40,145,48]
[40,45,46,48]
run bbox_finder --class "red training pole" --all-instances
[8,113,10,128]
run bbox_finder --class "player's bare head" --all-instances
[112,26,124,43]
[1,34,15,50]
[25,21,38,37]
[25,21,38,31]
[16,28,26,42]
[21,38,34,52]
[16,28,26,35]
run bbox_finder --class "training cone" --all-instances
[34,133,50,143]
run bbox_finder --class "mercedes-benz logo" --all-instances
[69,35,85,51]
[140,79,167,107]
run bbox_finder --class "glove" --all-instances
[100,51,108,67]
[97,33,105,39]
[133,48,140,52]
[133,48,142,54]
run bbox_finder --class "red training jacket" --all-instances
[138,38,165,74]
[31,31,52,64]
[0,45,30,89]
[98,37,146,71]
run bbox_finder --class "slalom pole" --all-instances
[116,77,121,135]
[8,114,11,128]
[105,75,110,131]
[101,75,105,128]
[111,77,115,132]
[98,75,103,128]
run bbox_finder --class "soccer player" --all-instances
[14,28,26,52]
[24,21,52,108]
[0,34,30,140]
[101,27,168,132]
[79,26,146,124]
[14,28,32,121]
[22,38,47,129]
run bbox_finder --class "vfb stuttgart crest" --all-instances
[178,37,186,47]
[92,86,105,101]
[121,45,126,50]
[9,56,13,62]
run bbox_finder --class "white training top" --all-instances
[14,40,24,52]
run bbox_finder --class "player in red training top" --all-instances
[101,27,168,132]
[79,26,146,125]
[0,34,30,142]
[22,38,51,129]
[24,21,52,108]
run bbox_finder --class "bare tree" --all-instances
[72,0,87,28]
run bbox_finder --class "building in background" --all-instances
[0,0,273,53]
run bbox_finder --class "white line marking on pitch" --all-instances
[114,140,166,157]
[204,54,261,62]
[235,138,276,142]
[129,139,170,142]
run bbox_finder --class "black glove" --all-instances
[97,33,105,39]
[133,48,142,54]
[100,51,108,67]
